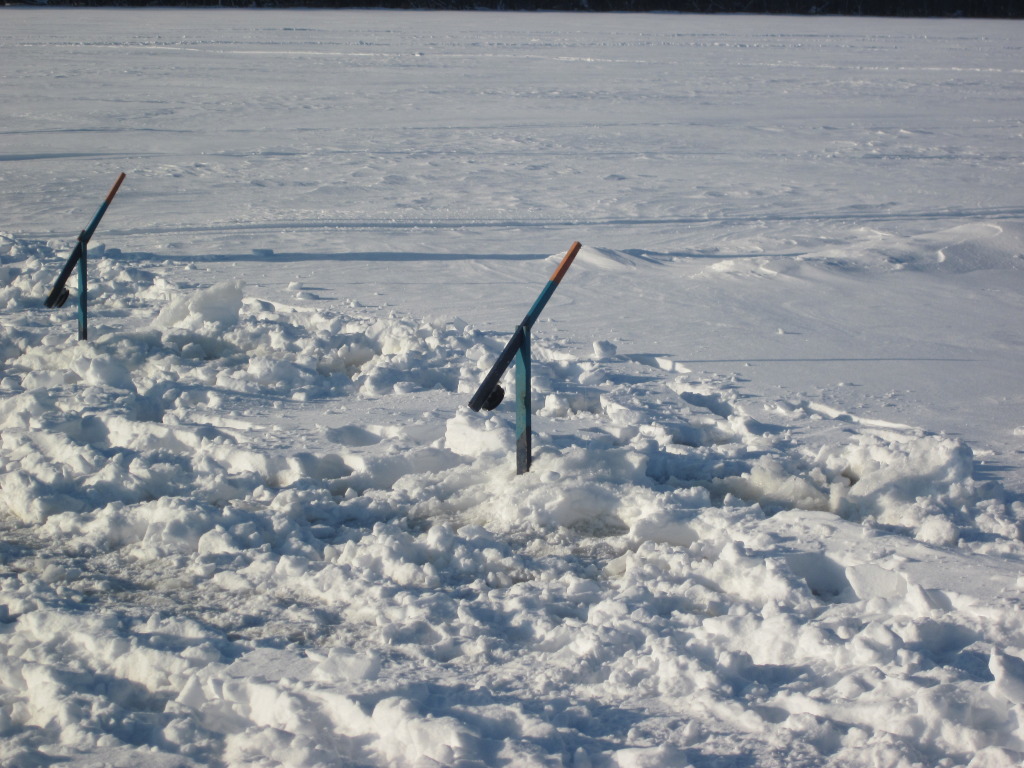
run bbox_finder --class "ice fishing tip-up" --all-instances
[468,240,582,474]
[44,172,126,340]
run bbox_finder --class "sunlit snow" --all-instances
[1,9,1024,768]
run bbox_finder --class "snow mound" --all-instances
[803,222,1024,275]
[572,245,662,271]
[2,233,1024,767]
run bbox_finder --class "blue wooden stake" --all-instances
[515,325,531,475]
[77,237,88,340]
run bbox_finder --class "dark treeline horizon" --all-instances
[13,0,1024,18]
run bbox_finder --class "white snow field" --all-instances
[2,7,1024,767]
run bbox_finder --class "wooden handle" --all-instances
[549,241,581,284]
[105,172,127,205]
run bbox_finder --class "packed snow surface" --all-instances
[2,8,1024,768]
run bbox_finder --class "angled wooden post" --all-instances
[468,241,581,473]
[44,172,126,340]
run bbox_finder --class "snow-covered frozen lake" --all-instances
[1,8,1023,767]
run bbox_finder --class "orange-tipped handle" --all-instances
[550,241,581,284]
[105,172,127,205]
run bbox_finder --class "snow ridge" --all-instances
[2,233,1023,767]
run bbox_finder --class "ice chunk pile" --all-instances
[1,234,1023,768]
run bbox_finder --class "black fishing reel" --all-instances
[480,384,505,411]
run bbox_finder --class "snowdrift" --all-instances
[2,233,1023,768]
[3,8,1024,767]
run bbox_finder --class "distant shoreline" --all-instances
[7,1,1023,22]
